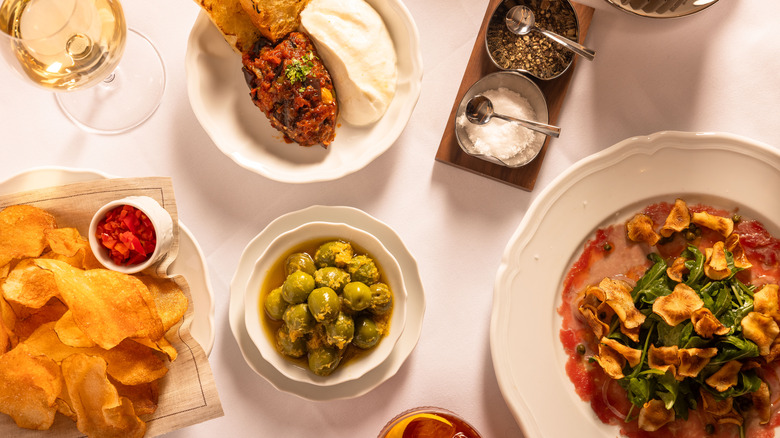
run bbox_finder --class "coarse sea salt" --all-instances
[457,87,542,166]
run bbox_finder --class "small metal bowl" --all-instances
[485,0,581,80]
[455,71,549,168]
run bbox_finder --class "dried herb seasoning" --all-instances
[486,0,578,79]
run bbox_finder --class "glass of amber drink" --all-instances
[377,407,482,438]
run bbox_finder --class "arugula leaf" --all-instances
[632,254,668,303]
[656,372,679,410]
[710,336,760,365]
[683,246,705,287]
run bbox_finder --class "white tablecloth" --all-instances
[2,0,779,436]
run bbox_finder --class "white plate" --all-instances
[604,0,720,18]
[490,131,780,438]
[185,0,423,184]
[229,205,424,400]
[0,167,216,355]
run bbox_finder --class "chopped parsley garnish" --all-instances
[284,52,315,88]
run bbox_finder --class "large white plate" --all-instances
[185,0,423,184]
[604,0,720,18]
[490,132,780,437]
[0,167,216,355]
[229,205,424,400]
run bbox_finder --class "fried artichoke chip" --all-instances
[666,256,688,283]
[1,258,58,310]
[705,360,742,392]
[61,354,146,438]
[626,214,660,246]
[704,241,731,280]
[754,284,780,322]
[677,347,718,379]
[691,211,734,237]
[620,324,641,343]
[653,283,704,326]
[741,312,780,356]
[660,198,690,238]
[691,308,729,338]
[601,338,642,367]
[0,343,61,430]
[34,259,164,350]
[648,345,679,374]
[714,409,744,426]
[752,380,771,425]
[0,205,57,268]
[725,233,752,270]
[638,399,675,432]
[700,388,733,416]
[593,341,627,379]
[578,304,610,340]
[601,278,645,330]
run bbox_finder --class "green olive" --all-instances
[264,286,288,320]
[307,287,340,322]
[308,346,341,376]
[353,317,380,349]
[314,267,351,291]
[369,282,393,315]
[282,270,315,304]
[346,255,380,285]
[285,252,316,276]
[314,241,354,268]
[283,303,314,335]
[342,281,372,312]
[325,312,354,349]
[276,325,306,358]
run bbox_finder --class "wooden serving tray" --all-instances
[435,0,595,191]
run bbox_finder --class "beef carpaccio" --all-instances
[559,199,780,438]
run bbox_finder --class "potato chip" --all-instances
[653,283,704,326]
[61,353,146,438]
[35,259,164,349]
[138,274,189,332]
[740,311,780,356]
[110,378,159,416]
[1,258,58,309]
[0,343,61,430]
[12,297,68,341]
[705,360,742,392]
[638,399,674,432]
[660,198,690,238]
[45,227,85,258]
[0,205,57,269]
[677,347,717,379]
[691,211,734,237]
[55,310,97,348]
[626,214,660,246]
[134,335,178,362]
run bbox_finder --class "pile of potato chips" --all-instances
[0,205,188,437]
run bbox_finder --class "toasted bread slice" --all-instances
[238,0,311,42]
[194,0,262,53]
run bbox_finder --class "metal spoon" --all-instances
[505,5,596,61]
[465,95,561,138]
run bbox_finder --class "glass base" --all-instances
[55,28,165,135]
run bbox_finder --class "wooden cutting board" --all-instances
[435,0,595,191]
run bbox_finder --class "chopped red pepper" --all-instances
[96,205,157,266]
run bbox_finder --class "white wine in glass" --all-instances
[0,0,165,134]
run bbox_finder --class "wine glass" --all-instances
[0,0,165,134]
